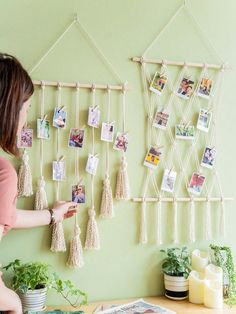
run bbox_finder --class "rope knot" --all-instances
[88,208,96,219]
[76,82,80,90]
[22,150,29,164]
[57,82,62,90]
[41,81,45,89]
[140,56,145,64]
[183,61,188,69]
[107,84,111,93]
[91,83,96,92]
[38,178,45,188]
[206,196,210,203]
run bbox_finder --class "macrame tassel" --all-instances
[85,208,100,250]
[173,200,178,244]
[156,200,162,246]
[140,201,147,244]
[100,174,114,218]
[205,200,211,240]
[115,155,130,200]
[17,150,33,197]
[189,200,195,243]
[219,200,225,237]
[34,177,48,210]
[50,222,66,252]
[67,223,84,268]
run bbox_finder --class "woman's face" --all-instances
[17,98,31,135]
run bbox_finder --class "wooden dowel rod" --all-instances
[131,57,229,70]
[33,80,131,91]
[133,197,234,202]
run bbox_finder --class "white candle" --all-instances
[205,264,223,284]
[204,280,223,309]
[189,270,205,304]
[191,249,209,272]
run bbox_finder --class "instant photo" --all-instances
[88,106,101,128]
[68,128,84,148]
[85,154,99,176]
[175,124,195,140]
[37,119,50,139]
[198,78,213,99]
[17,128,33,148]
[72,184,85,204]
[113,132,128,152]
[161,169,177,194]
[188,172,206,195]
[201,147,216,169]
[197,109,212,132]
[52,161,65,181]
[153,109,169,130]
[149,72,168,95]
[101,122,115,142]
[177,78,194,99]
[144,146,161,169]
[53,107,67,129]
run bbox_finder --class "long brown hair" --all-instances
[0,53,34,156]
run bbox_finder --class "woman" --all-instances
[0,53,77,314]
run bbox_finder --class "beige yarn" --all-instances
[100,174,114,218]
[34,177,48,210]
[67,222,84,268]
[17,150,33,197]
[115,155,130,200]
[85,208,100,250]
[50,222,66,252]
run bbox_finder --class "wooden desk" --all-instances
[47,296,236,313]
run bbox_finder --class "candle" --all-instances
[204,280,223,309]
[189,270,205,304]
[191,249,209,272]
[205,264,223,284]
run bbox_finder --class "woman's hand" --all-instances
[52,201,77,223]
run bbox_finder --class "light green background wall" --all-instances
[0,0,236,306]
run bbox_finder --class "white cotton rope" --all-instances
[189,198,195,243]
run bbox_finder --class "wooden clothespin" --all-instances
[169,167,173,175]
[58,105,66,112]
[42,114,47,123]
[58,155,64,162]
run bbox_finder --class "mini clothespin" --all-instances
[58,105,66,112]
[58,155,64,162]
[42,114,47,123]
[77,177,83,186]
[183,121,190,129]
[206,107,213,114]
[168,167,173,175]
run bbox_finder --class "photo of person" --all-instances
[37,118,50,139]
[85,154,99,175]
[144,146,162,169]
[68,128,84,148]
[17,128,33,148]
[52,161,65,181]
[177,77,194,99]
[201,147,216,169]
[153,109,169,130]
[188,172,206,195]
[197,109,212,132]
[53,107,67,129]
[149,72,168,95]
[198,78,213,99]
[88,106,101,128]
[72,184,85,204]
[113,132,128,152]
[101,122,115,142]
[175,124,195,140]
[161,169,177,194]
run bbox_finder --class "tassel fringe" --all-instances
[50,222,66,252]
[34,177,48,210]
[17,150,33,197]
[115,155,130,200]
[100,174,114,218]
[85,208,100,250]
[67,224,84,268]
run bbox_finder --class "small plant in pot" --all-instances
[160,247,191,300]
[2,259,87,312]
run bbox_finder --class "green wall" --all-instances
[0,0,236,306]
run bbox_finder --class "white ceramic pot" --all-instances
[18,287,47,312]
[164,274,189,300]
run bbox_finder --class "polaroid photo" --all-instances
[177,77,194,99]
[85,154,99,176]
[188,172,206,196]
[37,119,50,139]
[53,107,67,129]
[52,161,65,181]
[88,106,101,128]
[17,128,33,148]
[198,78,213,99]
[149,72,168,95]
[197,109,212,133]
[72,184,85,204]
[113,132,128,152]
[68,128,84,148]
[143,146,161,169]
[175,124,195,140]
[161,169,177,194]
[153,108,169,130]
[101,122,115,142]
[201,147,216,169]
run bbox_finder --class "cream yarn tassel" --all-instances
[17,150,33,197]
[50,222,66,252]
[115,155,130,200]
[34,177,48,210]
[67,221,84,268]
[100,174,114,218]
[85,208,100,250]
[140,201,147,244]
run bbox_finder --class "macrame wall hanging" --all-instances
[131,1,233,245]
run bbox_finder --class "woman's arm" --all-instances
[0,225,4,240]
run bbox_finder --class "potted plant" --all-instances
[160,247,191,300]
[2,259,87,312]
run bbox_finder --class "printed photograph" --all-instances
[144,146,162,169]
[85,154,99,176]
[88,106,101,128]
[17,128,33,148]
[175,124,195,140]
[68,128,84,148]
[101,122,115,142]
[52,161,65,181]
[177,77,194,99]
[188,172,206,195]
[161,169,177,194]
[72,184,85,204]
[197,108,212,132]
[113,132,128,152]
[201,147,216,169]
[198,78,213,99]
[53,107,67,129]
[153,109,169,130]
[149,72,168,95]
[37,119,50,139]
